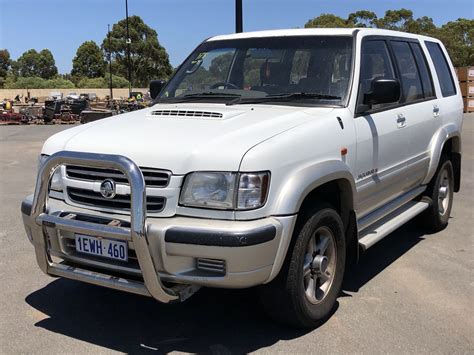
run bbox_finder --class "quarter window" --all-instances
[391,41,424,103]
[425,41,456,97]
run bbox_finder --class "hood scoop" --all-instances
[149,109,224,119]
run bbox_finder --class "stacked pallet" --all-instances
[457,66,474,113]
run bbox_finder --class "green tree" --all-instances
[0,49,11,88]
[12,49,57,79]
[3,76,74,89]
[305,14,350,28]
[375,8,414,30]
[347,11,377,28]
[405,16,437,35]
[0,49,11,78]
[71,41,106,78]
[437,18,474,67]
[4,76,49,89]
[12,49,39,77]
[102,15,173,86]
[47,77,76,89]
[304,10,473,66]
[77,74,129,88]
[37,49,58,79]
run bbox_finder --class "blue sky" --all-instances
[1,0,472,74]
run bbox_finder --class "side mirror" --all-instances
[150,80,167,100]
[363,78,400,107]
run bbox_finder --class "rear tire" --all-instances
[259,204,346,328]
[420,156,454,232]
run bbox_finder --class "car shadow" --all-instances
[343,218,437,293]
[25,278,312,353]
[25,218,434,353]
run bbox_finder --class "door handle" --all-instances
[397,114,406,128]
[433,105,440,117]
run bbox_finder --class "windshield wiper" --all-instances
[227,92,341,105]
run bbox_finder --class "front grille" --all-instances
[67,187,166,213]
[150,110,223,119]
[66,165,170,187]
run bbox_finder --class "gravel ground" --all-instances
[0,116,473,354]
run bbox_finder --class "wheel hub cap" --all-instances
[303,226,337,304]
[438,169,451,216]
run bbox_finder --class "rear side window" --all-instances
[425,41,456,97]
[391,41,424,102]
[358,40,397,109]
[410,42,435,98]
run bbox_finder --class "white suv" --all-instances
[21,28,463,327]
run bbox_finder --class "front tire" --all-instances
[259,204,346,328]
[420,156,454,232]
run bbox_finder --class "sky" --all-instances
[1,0,473,74]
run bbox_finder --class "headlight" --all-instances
[180,171,270,210]
[180,172,236,209]
[38,154,63,192]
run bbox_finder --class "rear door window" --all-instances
[390,41,424,103]
[409,42,435,99]
[425,41,456,97]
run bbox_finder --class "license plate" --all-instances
[75,234,128,262]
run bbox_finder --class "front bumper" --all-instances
[22,151,296,303]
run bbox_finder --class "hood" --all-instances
[42,103,333,174]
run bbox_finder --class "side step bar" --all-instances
[359,200,429,250]
[358,186,426,231]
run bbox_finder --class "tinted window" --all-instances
[391,41,424,102]
[425,41,456,97]
[161,36,354,105]
[358,40,396,109]
[410,42,435,98]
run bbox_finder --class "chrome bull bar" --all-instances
[30,151,180,303]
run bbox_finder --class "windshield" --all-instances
[159,36,353,106]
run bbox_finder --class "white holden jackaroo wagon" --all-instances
[22,28,463,327]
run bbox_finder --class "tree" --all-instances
[304,10,473,66]
[0,49,11,88]
[3,76,74,89]
[12,49,39,77]
[102,15,173,86]
[71,41,106,78]
[37,49,58,79]
[376,8,414,30]
[0,49,11,78]
[77,74,129,88]
[305,14,350,28]
[437,18,474,67]
[12,49,57,79]
[405,16,437,35]
[47,77,75,89]
[347,11,377,28]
